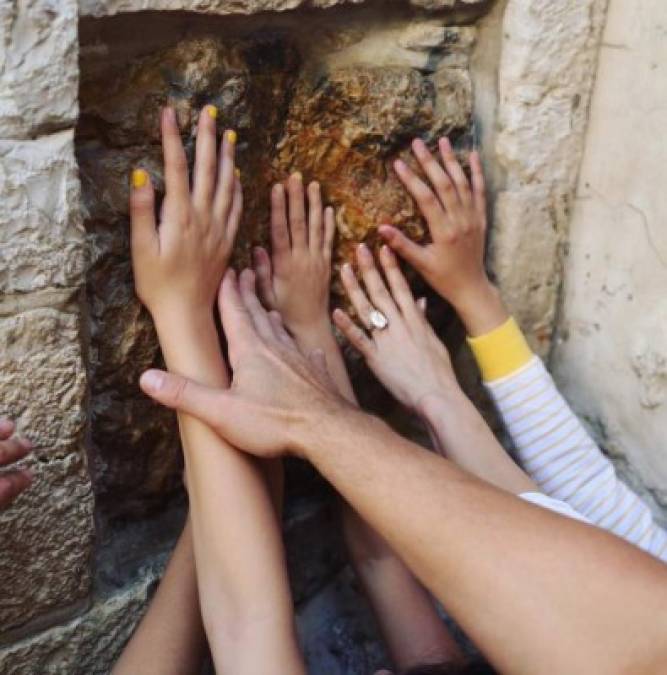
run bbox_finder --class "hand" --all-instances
[333,243,456,413]
[129,106,242,320]
[380,137,508,336]
[0,419,33,510]
[253,174,336,337]
[139,269,347,459]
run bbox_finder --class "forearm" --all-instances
[154,310,302,672]
[296,409,667,675]
[113,520,206,675]
[418,386,536,495]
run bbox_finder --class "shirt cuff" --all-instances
[466,317,534,382]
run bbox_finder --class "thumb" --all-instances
[140,369,225,429]
[378,225,426,270]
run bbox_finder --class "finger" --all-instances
[225,173,243,244]
[268,311,294,347]
[161,107,190,219]
[340,263,375,330]
[411,138,460,223]
[129,169,158,252]
[217,269,258,364]
[377,225,428,272]
[253,247,276,309]
[0,419,15,441]
[378,245,419,319]
[287,172,307,250]
[212,129,237,227]
[270,183,290,271]
[308,348,329,379]
[469,150,487,229]
[192,105,219,213]
[323,206,336,258]
[439,137,472,210]
[307,181,323,252]
[0,470,33,509]
[394,159,446,234]
[417,297,428,315]
[0,438,30,467]
[140,369,229,432]
[333,309,375,358]
[239,269,276,343]
[356,244,399,318]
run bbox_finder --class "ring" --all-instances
[369,309,389,331]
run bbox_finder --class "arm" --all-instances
[139,274,667,675]
[387,137,667,561]
[126,106,304,674]
[253,174,461,670]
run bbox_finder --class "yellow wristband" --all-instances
[467,317,533,382]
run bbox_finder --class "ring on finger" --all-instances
[368,308,389,331]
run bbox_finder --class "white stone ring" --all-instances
[368,308,389,331]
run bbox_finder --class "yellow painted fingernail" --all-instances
[132,169,148,189]
[235,168,241,178]
[292,171,302,181]
[207,105,218,120]
[226,130,237,144]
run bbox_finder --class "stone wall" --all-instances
[7,0,665,673]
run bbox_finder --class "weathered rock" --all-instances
[0,132,85,297]
[0,0,78,139]
[0,566,162,675]
[0,309,93,634]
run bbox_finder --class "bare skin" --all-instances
[139,274,667,675]
[0,418,32,510]
[116,105,304,675]
[253,176,462,671]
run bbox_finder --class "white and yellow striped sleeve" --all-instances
[467,318,667,563]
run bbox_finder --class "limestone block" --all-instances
[0,568,161,675]
[79,0,489,19]
[0,132,85,296]
[552,0,667,512]
[0,456,94,635]
[0,0,78,138]
[0,308,93,633]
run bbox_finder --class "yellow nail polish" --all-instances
[207,105,218,120]
[235,168,241,178]
[226,130,237,144]
[292,171,302,181]
[132,169,148,189]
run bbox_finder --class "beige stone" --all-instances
[0,568,160,675]
[0,132,85,296]
[0,0,78,139]
[553,0,667,510]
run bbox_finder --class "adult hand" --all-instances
[139,269,346,458]
[381,138,507,336]
[129,106,242,320]
[333,243,457,413]
[253,174,336,337]
[0,419,33,510]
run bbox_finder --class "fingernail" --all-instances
[292,171,302,182]
[226,130,237,144]
[207,104,218,120]
[141,370,164,392]
[19,438,32,451]
[394,159,406,172]
[131,169,148,189]
[235,167,241,178]
[440,136,452,151]
[357,243,371,258]
[412,138,425,151]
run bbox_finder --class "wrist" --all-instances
[289,317,335,352]
[415,386,468,425]
[451,280,509,338]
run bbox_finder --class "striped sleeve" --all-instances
[468,319,667,563]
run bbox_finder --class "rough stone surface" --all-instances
[80,0,490,19]
[492,0,608,353]
[0,0,78,139]
[0,566,162,675]
[0,309,93,634]
[0,132,85,297]
[553,0,667,513]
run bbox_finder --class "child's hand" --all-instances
[0,418,33,510]
[381,138,507,336]
[333,243,457,414]
[130,106,242,321]
[252,174,335,339]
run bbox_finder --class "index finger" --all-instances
[217,269,260,365]
[161,107,190,217]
